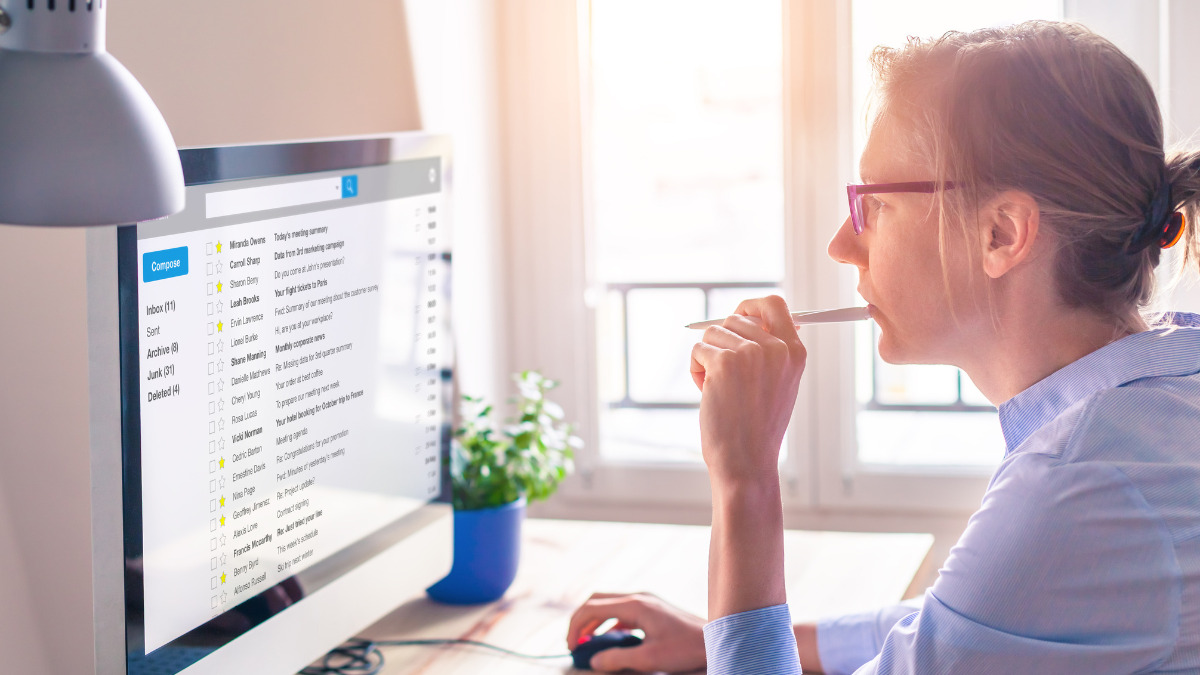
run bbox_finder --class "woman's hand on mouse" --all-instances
[689,295,806,486]
[566,592,706,673]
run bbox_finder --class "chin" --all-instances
[873,310,950,365]
[875,335,910,365]
[875,329,932,366]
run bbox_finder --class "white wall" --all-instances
[0,485,49,673]
[107,0,421,147]
[0,226,99,675]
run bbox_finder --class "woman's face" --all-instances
[827,116,982,366]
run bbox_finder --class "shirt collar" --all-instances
[997,312,1200,453]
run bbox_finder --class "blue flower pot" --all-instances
[426,497,525,605]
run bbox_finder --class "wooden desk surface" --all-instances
[355,519,933,674]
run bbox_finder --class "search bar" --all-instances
[206,175,358,219]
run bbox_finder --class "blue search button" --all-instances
[143,246,189,283]
[342,175,358,198]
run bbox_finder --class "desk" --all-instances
[351,519,933,674]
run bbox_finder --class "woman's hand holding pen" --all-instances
[689,295,807,485]
[690,295,806,623]
[563,295,809,669]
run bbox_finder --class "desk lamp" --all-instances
[0,0,183,226]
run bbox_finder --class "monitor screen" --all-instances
[117,135,452,674]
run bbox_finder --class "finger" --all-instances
[566,596,639,649]
[734,295,798,342]
[701,324,752,350]
[690,341,725,391]
[715,314,776,345]
[568,593,621,648]
[590,643,653,672]
[566,597,655,648]
[567,609,606,650]
[569,619,607,650]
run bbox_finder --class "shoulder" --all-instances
[1005,371,1200,474]
[933,447,1181,641]
[1062,378,1200,464]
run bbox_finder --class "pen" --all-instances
[685,306,872,329]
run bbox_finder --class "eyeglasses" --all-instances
[846,181,958,234]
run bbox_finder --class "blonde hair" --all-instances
[869,20,1200,331]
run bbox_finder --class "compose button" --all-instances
[143,246,189,283]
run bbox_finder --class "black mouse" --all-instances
[571,630,644,670]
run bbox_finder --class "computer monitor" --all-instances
[113,133,454,674]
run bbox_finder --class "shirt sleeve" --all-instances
[845,455,1180,675]
[815,599,923,675]
[703,603,802,675]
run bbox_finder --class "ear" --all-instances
[979,190,1039,279]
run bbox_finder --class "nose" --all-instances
[827,215,866,267]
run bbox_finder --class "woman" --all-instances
[567,21,1200,674]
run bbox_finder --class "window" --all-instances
[499,0,1190,516]
[587,0,784,465]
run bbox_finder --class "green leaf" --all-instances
[448,369,582,510]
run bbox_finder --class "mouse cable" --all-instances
[299,637,572,675]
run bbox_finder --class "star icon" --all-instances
[220,591,228,603]
[216,299,224,314]
[220,534,227,546]
[217,261,224,273]
[219,495,226,507]
[217,361,225,373]
[217,281,223,293]
[219,476,226,489]
[219,457,225,469]
[218,419,225,432]
[218,340,224,353]
[220,573,226,584]
[220,553,228,566]
[219,515,226,527]
[218,379,225,392]
[217,321,223,332]
[218,438,226,451]
[216,241,222,253]
[218,399,224,412]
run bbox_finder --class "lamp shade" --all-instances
[0,2,184,227]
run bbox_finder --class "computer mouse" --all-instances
[571,630,644,670]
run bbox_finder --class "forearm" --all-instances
[795,623,824,673]
[708,477,787,620]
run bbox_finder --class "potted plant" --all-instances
[426,371,580,604]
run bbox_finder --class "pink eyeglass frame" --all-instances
[847,181,959,234]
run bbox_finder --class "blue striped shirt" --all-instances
[710,313,1200,674]
[705,603,802,674]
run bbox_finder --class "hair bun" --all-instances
[1125,181,1175,254]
